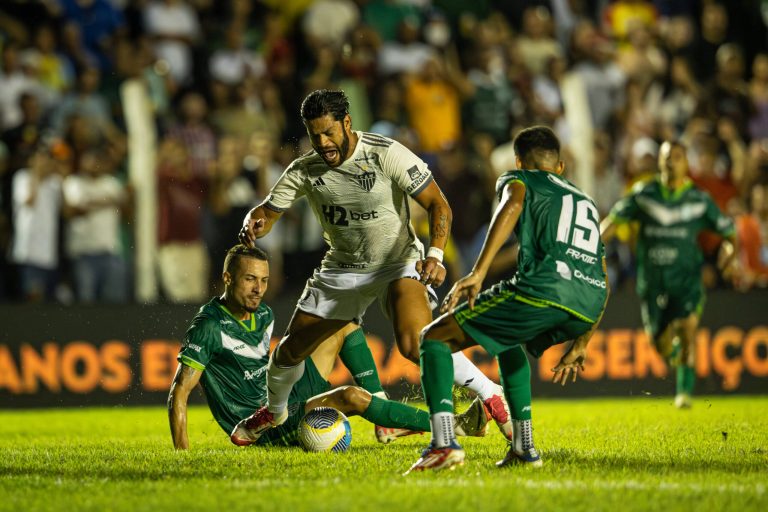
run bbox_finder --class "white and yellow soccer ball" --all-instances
[298,407,352,452]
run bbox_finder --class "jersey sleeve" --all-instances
[264,161,307,212]
[379,140,433,197]
[703,194,735,238]
[495,171,525,201]
[607,190,640,224]
[177,317,221,371]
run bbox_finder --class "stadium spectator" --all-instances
[402,51,472,154]
[156,137,209,303]
[736,180,768,289]
[516,6,562,77]
[166,91,216,178]
[0,42,46,131]
[208,22,266,86]
[748,53,768,141]
[10,146,63,302]
[58,0,125,71]
[62,148,130,303]
[143,0,201,86]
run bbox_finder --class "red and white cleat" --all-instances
[404,442,466,475]
[230,406,287,446]
[483,388,513,441]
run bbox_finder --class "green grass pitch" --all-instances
[1,397,766,512]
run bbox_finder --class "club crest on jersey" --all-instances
[355,170,376,192]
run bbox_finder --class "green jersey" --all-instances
[608,178,735,296]
[178,297,274,433]
[496,170,608,323]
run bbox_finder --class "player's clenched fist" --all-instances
[415,257,446,288]
[239,207,267,248]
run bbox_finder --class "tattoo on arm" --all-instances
[435,213,448,239]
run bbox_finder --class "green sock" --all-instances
[676,365,695,395]
[361,395,430,431]
[420,339,455,414]
[498,346,532,421]
[339,328,384,395]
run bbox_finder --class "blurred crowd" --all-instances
[1,0,767,305]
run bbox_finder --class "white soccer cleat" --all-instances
[674,393,692,409]
[375,425,424,444]
[230,406,287,446]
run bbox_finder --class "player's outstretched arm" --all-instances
[600,216,618,243]
[552,257,611,386]
[239,204,283,248]
[413,180,452,287]
[442,181,525,313]
[168,363,202,450]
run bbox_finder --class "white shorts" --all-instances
[296,262,438,324]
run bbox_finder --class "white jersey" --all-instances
[265,131,432,272]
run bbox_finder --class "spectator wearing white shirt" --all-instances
[62,148,130,303]
[144,0,201,85]
[10,146,63,302]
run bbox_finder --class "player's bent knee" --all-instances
[339,386,371,414]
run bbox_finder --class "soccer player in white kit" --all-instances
[231,89,512,445]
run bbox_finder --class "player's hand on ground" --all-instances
[239,208,267,247]
[415,257,447,288]
[552,344,587,386]
[440,272,483,313]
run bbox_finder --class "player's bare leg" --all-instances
[230,312,350,445]
[387,278,512,439]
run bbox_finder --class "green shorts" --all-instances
[453,281,593,358]
[641,287,704,343]
[256,357,331,447]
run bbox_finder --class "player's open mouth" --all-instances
[321,149,338,161]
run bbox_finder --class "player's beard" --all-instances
[319,129,350,167]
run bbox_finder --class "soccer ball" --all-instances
[298,407,352,452]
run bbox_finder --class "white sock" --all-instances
[430,412,456,448]
[513,419,534,452]
[451,351,498,400]
[266,357,305,414]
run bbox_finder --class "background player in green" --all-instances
[600,140,738,409]
[167,244,488,449]
[405,126,610,473]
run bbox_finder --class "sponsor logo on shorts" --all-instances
[338,262,367,269]
[220,320,233,325]
[186,343,202,352]
[574,269,606,288]
[354,370,374,378]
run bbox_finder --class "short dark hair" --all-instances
[300,89,349,122]
[223,244,268,276]
[513,126,560,168]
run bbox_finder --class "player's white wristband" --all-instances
[426,247,444,263]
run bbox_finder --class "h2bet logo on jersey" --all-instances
[322,204,379,226]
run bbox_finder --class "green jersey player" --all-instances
[406,126,610,473]
[167,244,489,449]
[600,140,737,409]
